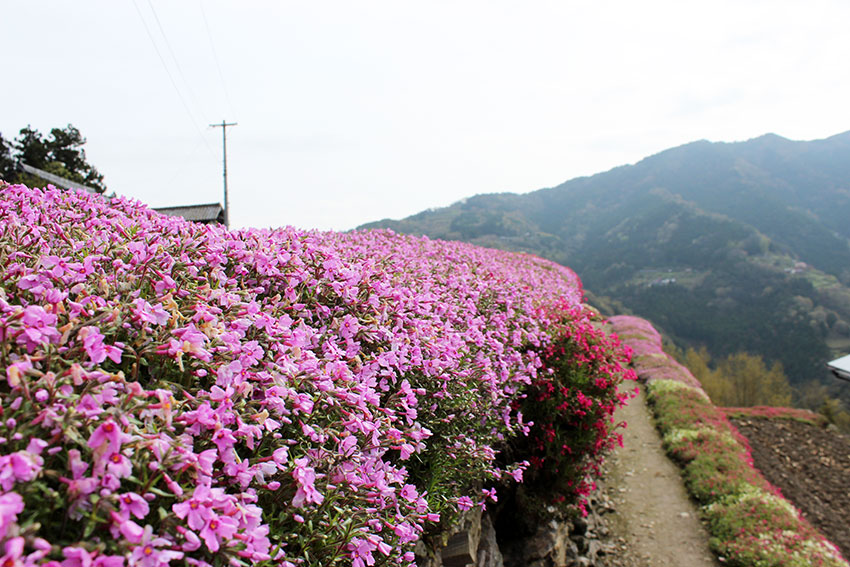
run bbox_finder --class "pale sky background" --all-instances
[3,1,849,231]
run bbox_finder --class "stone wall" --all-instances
[418,489,616,567]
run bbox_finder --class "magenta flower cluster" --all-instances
[607,316,703,390]
[0,184,632,567]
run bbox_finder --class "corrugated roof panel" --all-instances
[827,354,850,380]
[154,203,224,223]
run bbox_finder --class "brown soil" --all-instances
[598,385,721,567]
[730,416,850,559]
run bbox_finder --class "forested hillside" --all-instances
[361,132,850,388]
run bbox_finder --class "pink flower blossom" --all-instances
[15,305,60,352]
[291,458,324,508]
[456,496,474,511]
[62,546,95,567]
[129,525,183,567]
[0,537,24,567]
[87,420,130,454]
[0,449,43,490]
[198,513,238,552]
[0,492,24,536]
[79,326,122,364]
[104,453,132,479]
[117,492,149,520]
[172,486,213,531]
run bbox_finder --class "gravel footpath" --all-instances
[595,385,722,567]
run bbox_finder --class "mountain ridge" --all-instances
[360,130,850,388]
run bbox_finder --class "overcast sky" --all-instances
[3,1,850,231]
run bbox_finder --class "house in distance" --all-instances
[153,203,225,225]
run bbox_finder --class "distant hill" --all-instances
[360,131,850,386]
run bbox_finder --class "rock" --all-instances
[441,509,483,567]
[573,515,589,535]
[476,512,504,567]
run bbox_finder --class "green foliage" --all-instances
[647,379,847,567]
[715,353,792,407]
[0,124,106,192]
[797,382,850,433]
[0,133,15,181]
[671,347,793,407]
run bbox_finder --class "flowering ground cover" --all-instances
[607,315,848,567]
[721,406,827,426]
[0,183,634,567]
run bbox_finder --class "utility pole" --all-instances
[210,120,237,227]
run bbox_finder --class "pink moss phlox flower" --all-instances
[112,512,145,544]
[15,305,60,353]
[167,325,212,362]
[67,449,89,479]
[0,537,24,567]
[61,546,96,567]
[0,492,24,537]
[117,492,150,520]
[131,298,169,326]
[0,447,44,490]
[399,484,418,502]
[198,513,239,553]
[196,449,217,476]
[348,536,381,567]
[103,452,133,479]
[79,326,122,365]
[392,522,419,544]
[291,457,324,508]
[175,526,201,552]
[172,485,214,531]
[129,525,183,567]
[88,420,130,454]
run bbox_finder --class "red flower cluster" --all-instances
[516,305,637,516]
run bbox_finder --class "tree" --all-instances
[672,346,793,407]
[0,133,15,182]
[0,124,106,193]
[716,352,792,407]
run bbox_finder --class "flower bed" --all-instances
[0,184,633,567]
[608,316,848,567]
[721,406,827,427]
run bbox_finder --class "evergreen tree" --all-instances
[0,124,106,193]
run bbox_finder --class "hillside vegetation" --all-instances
[361,131,850,392]
[609,315,848,567]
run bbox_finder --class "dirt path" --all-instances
[599,385,721,567]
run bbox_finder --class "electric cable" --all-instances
[200,1,239,120]
[130,0,217,161]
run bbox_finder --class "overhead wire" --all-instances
[200,1,238,120]
[145,0,212,130]
[130,0,218,161]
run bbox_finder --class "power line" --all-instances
[145,0,210,128]
[199,1,238,119]
[130,0,217,161]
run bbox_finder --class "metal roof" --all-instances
[153,203,225,224]
[827,354,850,381]
[21,162,99,194]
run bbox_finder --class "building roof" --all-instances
[21,162,99,194]
[153,203,225,224]
[827,354,850,381]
